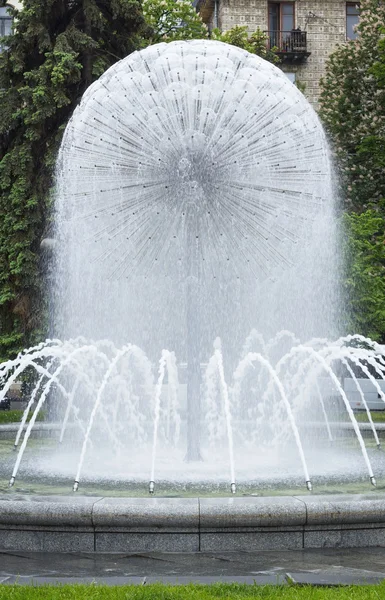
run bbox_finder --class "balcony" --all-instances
[266,30,311,63]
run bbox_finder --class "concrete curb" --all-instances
[0,493,384,553]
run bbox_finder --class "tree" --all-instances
[0,0,147,360]
[320,0,385,341]
[142,0,207,44]
[320,0,385,211]
[212,25,280,64]
[342,208,385,342]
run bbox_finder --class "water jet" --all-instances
[0,43,384,550]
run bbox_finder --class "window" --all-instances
[268,2,295,49]
[285,72,296,83]
[346,3,360,40]
[0,6,12,35]
[268,2,295,33]
[0,5,12,52]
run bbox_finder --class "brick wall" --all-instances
[215,0,350,108]
[219,0,269,31]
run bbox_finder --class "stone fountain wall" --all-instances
[1,495,385,552]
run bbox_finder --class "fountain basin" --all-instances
[0,493,385,553]
[0,422,70,441]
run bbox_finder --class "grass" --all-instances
[354,411,385,423]
[0,409,45,425]
[1,583,385,599]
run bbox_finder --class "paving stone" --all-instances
[1,575,287,586]
[1,576,146,586]
[2,548,385,586]
[145,575,287,585]
[286,568,385,586]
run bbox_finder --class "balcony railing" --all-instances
[265,30,311,62]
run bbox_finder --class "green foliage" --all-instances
[320,0,385,210]
[371,32,385,86]
[321,0,385,341]
[0,408,45,424]
[343,209,385,341]
[0,0,147,359]
[295,79,306,94]
[212,25,280,64]
[355,410,385,422]
[142,0,208,44]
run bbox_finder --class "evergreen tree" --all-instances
[0,0,147,359]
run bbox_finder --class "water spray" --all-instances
[149,480,155,494]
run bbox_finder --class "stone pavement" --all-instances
[1,547,385,586]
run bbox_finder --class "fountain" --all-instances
[1,41,385,553]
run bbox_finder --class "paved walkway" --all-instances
[1,548,385,586]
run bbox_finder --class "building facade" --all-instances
[197,0,360,107]
[1,1,359,107]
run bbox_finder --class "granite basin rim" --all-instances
[0,493,384,528]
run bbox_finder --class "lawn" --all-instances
[0,409,44,425]
[354,411,385,423]
[0,584,385,599]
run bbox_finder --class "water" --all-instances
[1,40,384,494]
[54,40,338,354]
[0,333,385,492]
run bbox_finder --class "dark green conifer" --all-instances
[0,0,147,358]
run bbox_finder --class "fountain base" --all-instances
[0,493,384,553]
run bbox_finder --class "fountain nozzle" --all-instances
[9,476,15,488]
[13,444,17,452]
[306,480,312,492]
[377,443,381,450]
[230,483,236,494]
[149,481,155,494]
[73,480,79,492]
[370,476,377,487]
